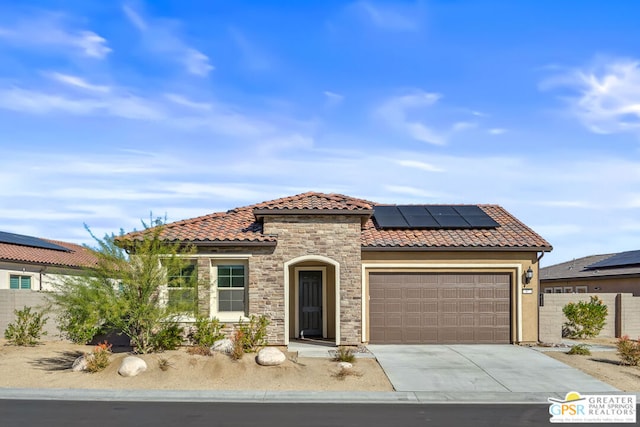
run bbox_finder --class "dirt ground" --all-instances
[0,340,393,391]
[540,338,640,392]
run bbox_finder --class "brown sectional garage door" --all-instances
[369,272,511,344]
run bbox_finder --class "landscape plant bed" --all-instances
[0,340,393,391]
[541,338,640,392]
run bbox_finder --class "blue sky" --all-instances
[1,0,639,267]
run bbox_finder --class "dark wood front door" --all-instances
[299,271,323,337]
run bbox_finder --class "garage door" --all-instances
[369,272,511,344]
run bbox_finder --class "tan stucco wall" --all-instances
[541,277,640,296]
[362,250,542,344]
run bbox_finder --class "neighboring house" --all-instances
[0,230,97,338]
[540,250,640,296]
[125,192,552,346]
[0,231,97,291]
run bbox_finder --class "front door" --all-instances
[299,270,322,337]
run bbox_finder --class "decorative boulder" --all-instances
[256,347,286,366]
[118,356,147,377]
[71,355,89,372]
[211,338,233,355]
[337,362,353,370]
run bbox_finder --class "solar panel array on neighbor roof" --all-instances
[0,231,70,252]
[586,250,640,269]
[373,205,500,229]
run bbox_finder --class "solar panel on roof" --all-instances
[433,215,470,228]
[586,250,640,269]
[453,206,486,216]
[372,205,499,230]
[426,206,457,216]
[0,231,70,252]
[461,215,500,227]
[405,215,439,227]
[398,206,429,216]
[373,206,410,228]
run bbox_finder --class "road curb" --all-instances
[3,388,636,404]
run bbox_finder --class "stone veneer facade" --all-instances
[252,214,363,345]
[193,214,364,345]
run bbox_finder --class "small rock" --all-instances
[256,347,286,366]
[337,362,353,370]
[118,356,147,377]
[211,338,233,355]
[71,355,89,372]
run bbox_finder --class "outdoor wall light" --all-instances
[524,266,534,286]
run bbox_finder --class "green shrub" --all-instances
[85,341,112,373]
[4,306,48,346]
[617,335,640,366]
[333,346,356,363]
[151,323,183,351]
[567,343,591,356]
[237,315,269,353]
[189,316,224,347]
[562,296,608,339]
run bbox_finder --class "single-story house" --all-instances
[540,250,640,296]
[126,192,552,346]
[0,230,97,291]
[0,230,97,337]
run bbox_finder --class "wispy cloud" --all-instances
[122,3,213,76]
[396,159,444,172]
[376,90,475,145]
[324,91,344,107]
[351,1,422,32]
[488,128,507,135]
[48,72,111,93]
[229,27,271,71]
[541,58,640,136]
[0,12,111,59]
[0,87,164,119]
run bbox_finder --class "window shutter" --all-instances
[10,275,19,289]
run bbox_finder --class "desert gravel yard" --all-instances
[0,340,393,391]
[543,350,640,392]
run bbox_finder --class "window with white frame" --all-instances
[217,265,245,312]
[564,286,574,293]
[544,287,554,293]
[554,287,563,293]
[10,275,31,290]
[166,260,197,313]
[575,286,588,293]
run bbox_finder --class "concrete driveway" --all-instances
[367,345,619,394]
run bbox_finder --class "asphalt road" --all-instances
[0,400,616,427]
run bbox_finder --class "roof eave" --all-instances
[541,272,640,282]
[362,245,553,252]
[189,240,277,247]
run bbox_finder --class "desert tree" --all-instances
[50,218,198,353]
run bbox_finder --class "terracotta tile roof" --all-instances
[253,191,374,211]
[124,193,551,250]
[362,205,552,250]
[0,238,98,269]
[131,207,273,244]
[541,252,640,281]
[127,192,373,244]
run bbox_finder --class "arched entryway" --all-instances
[283,255,340,345]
